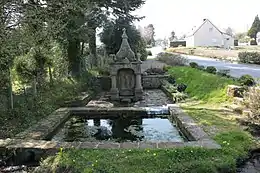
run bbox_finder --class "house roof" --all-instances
[186,19,231,37]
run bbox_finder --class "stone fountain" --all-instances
[109,29,143,102]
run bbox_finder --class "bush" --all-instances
[167,76,176,84]
[163,65,171,72]
[197,65,205,70]
[250,40,257,45]
[189,62,199,68]
[205,66,217,74]
[144,68,165,75]
[177,83,187,92]
[147,50,152,56]
[217,69,230,77]
[189,49,195,55]
[238,52,260,64]
[157,52,188,66]
[244,86,260,123]
[238,75,255,86]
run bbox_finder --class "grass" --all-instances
[168,66,238,103]
[37,66,257,173]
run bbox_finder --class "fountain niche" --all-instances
[109,29,143,102]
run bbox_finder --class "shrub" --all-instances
[197,65,205,70]
[238,75,255,86]
[147,50,152,56]
[250,40,257,45]
[145,68,165,75]
[205,66,217,74]
[189,49,195,55]
[238,52,260,65]
[163,65,171,72]
[157,52,188,66]
[177,83,187,92]
[217,69,230,77]
[244,86,260,123]
[167,76,176,84]
[189,62,199,68]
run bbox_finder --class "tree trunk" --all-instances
[8,68,13,110]
[68,40,81,77]
[88,27,97,67]
[33,77,37,97]
[48,65,53,85]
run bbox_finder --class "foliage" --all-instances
[250,39,257,45]
[238,52,260,64]
[177,83,187,92]
[169,30,176,41]
[205,66,217,74]
[157,52,188,66]
[147,50,152,56]
[238,75,255,86]
[168,67,237,102]
[167,76,176,84]
[216,69,230,77]
[163,65,171,72]
[189,62,199,68]
[100,19,148,61]
[248,15,260,40]
[244,86,260,123]
[225,27,234,36]
[141,24,155,46]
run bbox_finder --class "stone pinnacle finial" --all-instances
[115,28,136,62]
[122,28,128,39]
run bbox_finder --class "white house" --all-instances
[185,19,234,48]
[257,32,260,45]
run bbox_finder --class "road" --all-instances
[149,46,260,79]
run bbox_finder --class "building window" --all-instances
[209,28,213,32]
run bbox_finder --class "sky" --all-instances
[134,0,260,39]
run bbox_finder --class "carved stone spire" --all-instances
[115,28,136,62]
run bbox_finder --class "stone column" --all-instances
[110,70,119,101]
[135,73,142,90]
[111,75,117,90]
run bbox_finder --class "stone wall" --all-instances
[97,75,169,90]
[142,75,169,89]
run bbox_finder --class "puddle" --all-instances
[52,117,186,143]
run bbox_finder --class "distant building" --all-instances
[185,19,235,48]
[257,32,260,45]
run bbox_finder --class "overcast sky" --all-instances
[134,0,260,39]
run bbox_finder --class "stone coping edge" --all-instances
[0,139,221,150]
[168,105,221,149]
[14,108,71,140]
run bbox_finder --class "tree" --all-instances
[100,18,147,61]
[142,24,155,46]
[169,31,176,41]
[248,15,260,40]
[225,27,234,36]
[85,0,146,67]
[0,0,24,109]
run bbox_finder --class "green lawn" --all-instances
[38,67,256,173]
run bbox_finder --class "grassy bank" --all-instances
[38,67,256,173]
[168,66,237,103]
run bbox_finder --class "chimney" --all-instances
[203,19,207,22]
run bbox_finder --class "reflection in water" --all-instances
[52,117,185,143]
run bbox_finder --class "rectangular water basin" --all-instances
[52,116,187,143]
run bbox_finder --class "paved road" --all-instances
[149,47,260,79]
